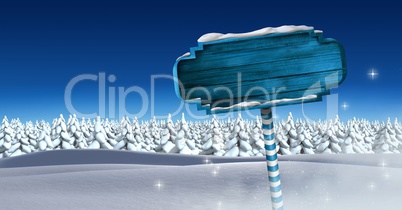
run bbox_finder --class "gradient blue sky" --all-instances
[0,0,401,122]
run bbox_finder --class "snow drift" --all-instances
[0,150,401,210]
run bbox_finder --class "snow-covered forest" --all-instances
[1,113,401,158]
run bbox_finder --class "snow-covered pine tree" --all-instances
[315,121,341,154]
[146,117,162,150]
[342,118,370,153]
[197,120,209,150]
[249,115,265,156]
[127,117,140,151]
[37,122,53,151]
[351,118,371,153]
[296,119,315,155]
[174,113,196,155]
[60,115,76,149]
[140,118,156,152]
[358,119,375,153]
[50,114,72,149]
[280,113,299,155]
[159,125,171,152]
[17,120,34,155]
[186,121,200,154]
[102,118,117,147]
[157,114,175,152]
[334,115,348,146]
[8,118,24,157]
[166,114,177,138]
[394,118,402,152]
[0,116,14,158]
[373,118,400,153]
[201,115,225,156]
[160,115,180,153]
[309,121,322,150]
[220,117,231,143]
[223,114,251,157]
[275,120,291,155]
[190,121,202,151]
[80,118,94,146]
[67,114,86,149]
[113,116,131,150]
[88,116,113,149]
[130,117,145,151]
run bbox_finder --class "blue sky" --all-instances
[0,0,401,122]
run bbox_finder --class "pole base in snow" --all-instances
[261,108,284,210]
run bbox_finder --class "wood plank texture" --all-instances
[173,30,346,114]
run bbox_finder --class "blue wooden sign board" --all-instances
[173,26,347,210]
[173,29,346,115]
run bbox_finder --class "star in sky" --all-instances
[368,69,378,80]
[341,102,349,110]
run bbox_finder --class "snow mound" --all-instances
[0,149,262,168]
[198,25,314,43]
[211,95,317,111]
[0,152,401,210]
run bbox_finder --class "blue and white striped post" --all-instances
[261,108,284,210]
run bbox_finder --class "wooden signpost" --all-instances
[173,25,347,210]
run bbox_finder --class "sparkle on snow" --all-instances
[154,180,163,191]
[218,201,222,210]
[379,159,387,168]
[212,165,221,176]
[383,172,391,180]
[368,182,376,192]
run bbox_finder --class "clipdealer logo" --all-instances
[64,72,340,120]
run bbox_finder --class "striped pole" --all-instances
[261,108,284,210]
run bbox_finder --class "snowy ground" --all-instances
[0,150,401,210]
